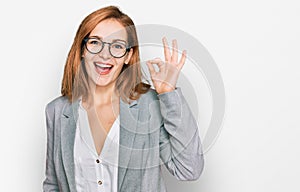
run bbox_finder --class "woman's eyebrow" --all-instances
[112,39,127,44]
[88,35,101,40]
[89,35,127,43]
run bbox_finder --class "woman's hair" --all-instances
[61,5,150,103]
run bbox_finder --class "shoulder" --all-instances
[138,88,159,103]
[137,87,184,103]
[45,95,70,116]
[46,95,69,109]
[139,87,184,101]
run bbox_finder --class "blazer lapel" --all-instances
[61,99,80,192]
[118,98,139,191]
[60,97,139,192]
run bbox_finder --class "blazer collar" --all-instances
[60,97,139,191]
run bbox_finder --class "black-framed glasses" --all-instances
[83,37,131,58]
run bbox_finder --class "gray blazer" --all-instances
[43,87,204,192]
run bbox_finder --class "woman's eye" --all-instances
[89,40,101,45]
[112,43,125,49]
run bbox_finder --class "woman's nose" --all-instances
[98,44,111,60]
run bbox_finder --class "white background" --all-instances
[1,0,300,191]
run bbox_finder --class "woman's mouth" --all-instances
[94,62,114,75]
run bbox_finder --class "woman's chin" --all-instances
[91,77,117,88]
[87,67,120,88]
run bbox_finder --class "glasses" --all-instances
[83,37,131,58]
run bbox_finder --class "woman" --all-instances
[43,5,204,192]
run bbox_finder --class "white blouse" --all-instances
[74,99,120,192]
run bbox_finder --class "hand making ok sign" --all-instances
[146,37,187,94]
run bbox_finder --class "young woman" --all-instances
[43,5,204,192]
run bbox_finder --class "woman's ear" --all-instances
[124,48,133,64]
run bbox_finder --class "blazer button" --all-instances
[98,180,102,185]
[96,159,100,163]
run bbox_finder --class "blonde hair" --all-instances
[61,6,150,103]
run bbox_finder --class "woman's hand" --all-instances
[147,37,186,94]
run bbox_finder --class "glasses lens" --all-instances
[86,38,103,54]
[110,42,127,58]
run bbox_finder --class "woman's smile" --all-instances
[94,62,114,75]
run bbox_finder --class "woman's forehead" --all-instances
[89,19,127,41]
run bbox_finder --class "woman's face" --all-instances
[83,19,132,88]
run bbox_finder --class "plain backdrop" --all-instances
[0,0,300,191]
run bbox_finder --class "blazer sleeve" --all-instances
[43,104,60,191]
[158,87,204,181]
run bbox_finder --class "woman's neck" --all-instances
[96,85,118,104]
[84,82,119,108]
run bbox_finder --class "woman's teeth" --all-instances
[94,63,113,75]
[95,63,113,68]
